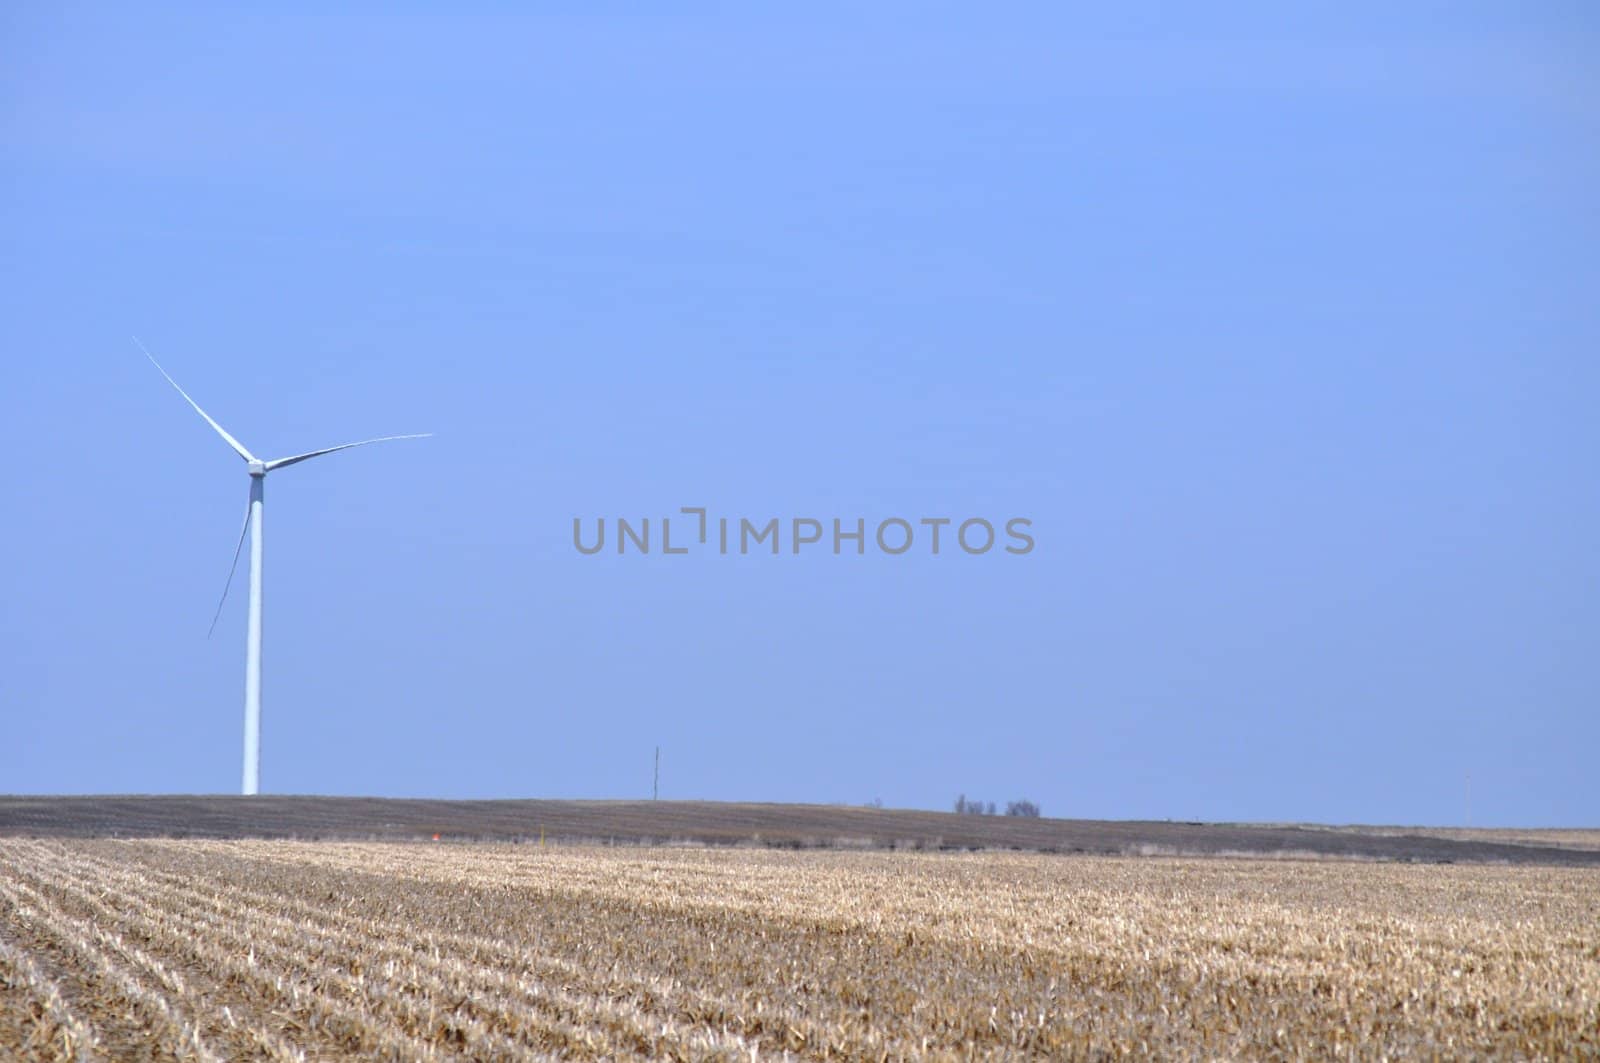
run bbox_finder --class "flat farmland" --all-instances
[2,839,1596,1060]
[4,796,1600,866]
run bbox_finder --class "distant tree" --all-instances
[1005,799,1041,818]
[954,795,997,816]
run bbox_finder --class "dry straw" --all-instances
[1,838,1596,1059]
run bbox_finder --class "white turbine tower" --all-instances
[140,340,429,795]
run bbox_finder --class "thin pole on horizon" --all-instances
[654,746,660,801]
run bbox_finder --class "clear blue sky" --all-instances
[3,5,1595,825]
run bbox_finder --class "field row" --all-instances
[1,839,1597,1058]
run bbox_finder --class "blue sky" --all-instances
[2,5,1595,825]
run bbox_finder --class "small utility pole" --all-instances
[653,746,660,801]
[1465,771,1471,828]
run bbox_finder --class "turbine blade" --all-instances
[136,337,257,463]
[263,433,432,472]
[208,494,252,639]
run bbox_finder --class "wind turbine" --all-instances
[140,340,429,795]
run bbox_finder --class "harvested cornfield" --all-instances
[1,839,1596,1059]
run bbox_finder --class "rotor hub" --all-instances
[247,460,266,477]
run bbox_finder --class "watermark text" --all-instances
[573,508,1034,556]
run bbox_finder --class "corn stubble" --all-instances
[0,839,1594,1059]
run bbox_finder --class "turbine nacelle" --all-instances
[248,460,267,477]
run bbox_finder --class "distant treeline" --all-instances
[954,795,1040,818]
